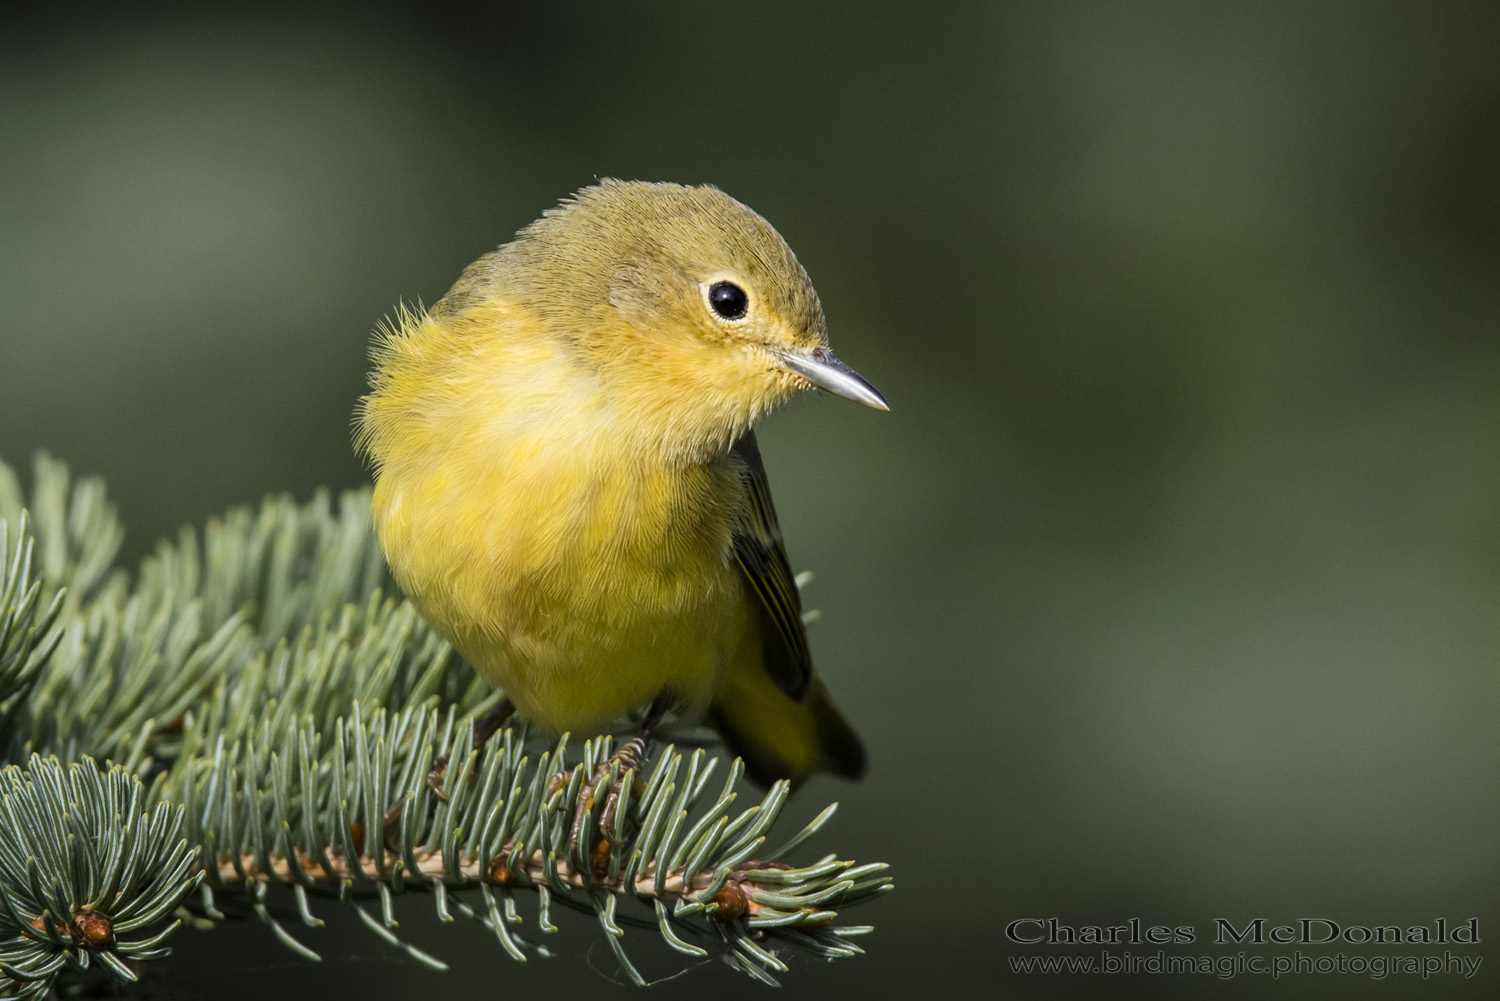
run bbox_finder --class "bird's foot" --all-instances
[425,753,452,802]
[565,695,669,873]
[426,699,517,803]
[375,699,517,827]
[569,734,650,866]
[597,734,647,837]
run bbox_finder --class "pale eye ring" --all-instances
[707,281,749,320]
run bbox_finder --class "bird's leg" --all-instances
[384,699,517,835]
[471,698,520,756]
[571,695,670,857]
[427,697,516,800]
[382,699,517,826]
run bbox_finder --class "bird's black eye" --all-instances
[708,281,749,320]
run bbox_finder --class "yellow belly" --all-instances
[372,446,745,733]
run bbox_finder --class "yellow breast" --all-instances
[363,302,749,732]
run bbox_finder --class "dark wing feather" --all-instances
[729,432,813,700]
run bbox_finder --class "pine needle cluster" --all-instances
[0,454,891,995]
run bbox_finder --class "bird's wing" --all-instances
[729,432,813,701]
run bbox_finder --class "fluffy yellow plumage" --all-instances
[355,180,885,786]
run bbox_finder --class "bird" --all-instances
[355,179,886,792]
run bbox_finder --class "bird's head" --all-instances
[444,180,886,459]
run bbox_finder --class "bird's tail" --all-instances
[708,662,865,788]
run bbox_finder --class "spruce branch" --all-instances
[0,514,64,722]
[0,453,892,991]
[0,454,122,613]
[175,710,888,984]
[0,756,200,1000]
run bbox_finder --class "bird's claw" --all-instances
[568,762,611,858]
[568,746,647,870]
[425,753,452,802]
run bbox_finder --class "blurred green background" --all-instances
[3,2,1499,998]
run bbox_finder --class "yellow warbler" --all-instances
[355,179,886,786]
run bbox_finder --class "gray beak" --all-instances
[779,348,890,411]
